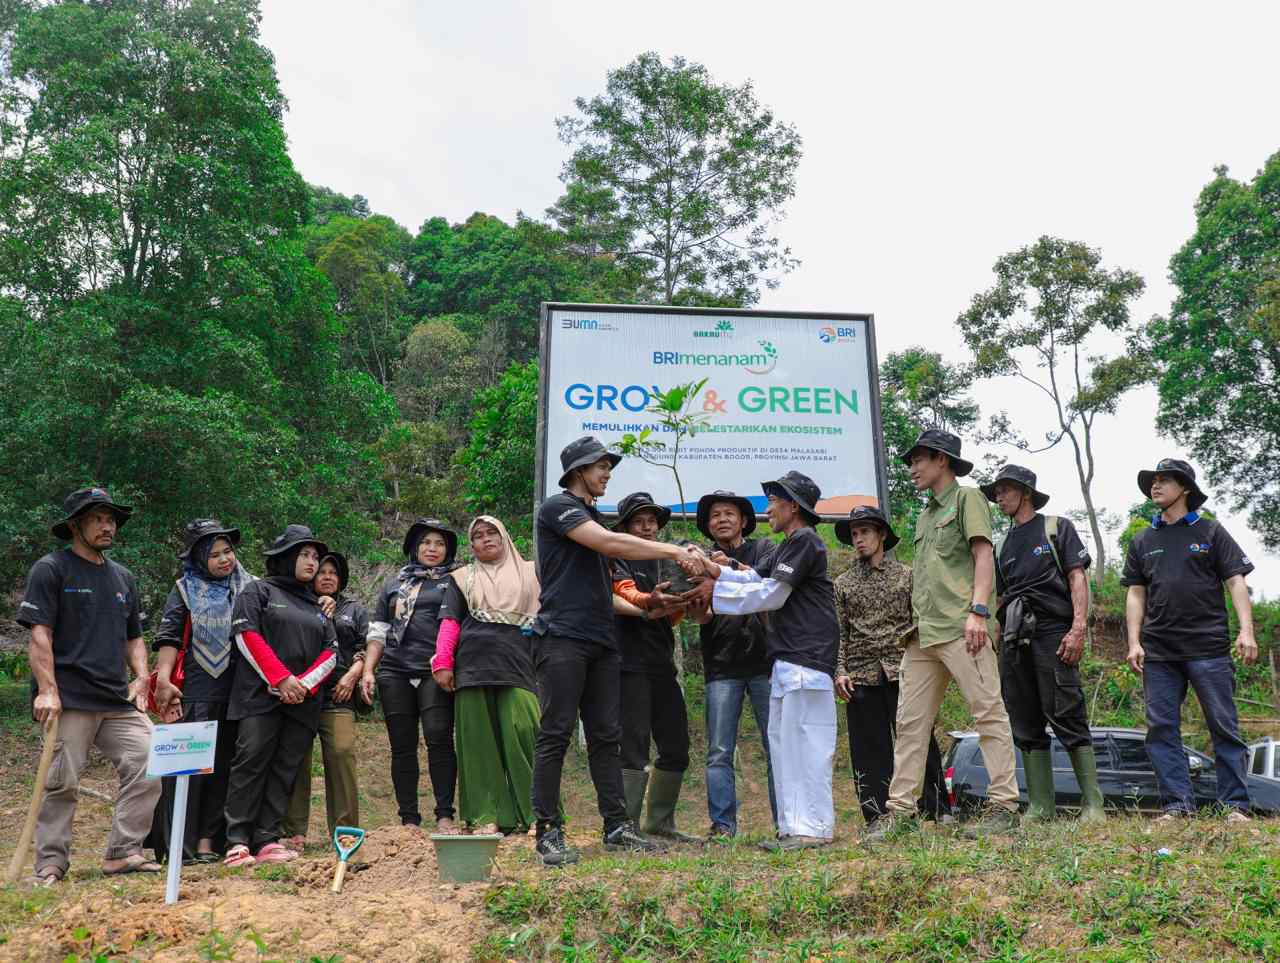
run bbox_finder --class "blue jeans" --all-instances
[705,675,777,833]
[1143,656,1250,813]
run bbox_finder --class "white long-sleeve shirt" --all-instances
[711,562,793,615]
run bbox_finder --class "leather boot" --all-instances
[1069,747,1106,824]
[640,768,702,844]
[1023,749,1056,822]
[622,768,648,824]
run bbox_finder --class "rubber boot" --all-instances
[1069,747,1106,824]
[1023,749,1056,822]
[622,768,648,824]
[640,768,703,844]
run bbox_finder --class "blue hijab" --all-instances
[178,537,255,679]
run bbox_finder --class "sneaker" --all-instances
[535,826,580,867]
[603,820,664,853]
[1226,809,1252,825]
[862,813,919,846]
[1152,809,1189,826]
[776,835,831,851]
[708,823,735,839]
[959,805,1019,839]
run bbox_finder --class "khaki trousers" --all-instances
[283,708,359,838]
[36,709,162,874]
[887,638,1019,814]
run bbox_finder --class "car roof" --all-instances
[948,727,1149,740]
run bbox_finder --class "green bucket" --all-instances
[430,833,503,883]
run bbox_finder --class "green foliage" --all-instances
[458,360,539,523]
[0,1,394,609]
[957,236,1148,584]
[614,379,712,521]
[551,52,802,305]
[1147,153,1280,551]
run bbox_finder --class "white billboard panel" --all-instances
[536,304,886,518]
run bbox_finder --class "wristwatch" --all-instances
[969,603,990,618]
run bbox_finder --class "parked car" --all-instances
[944,726,1280,816]
[1248,737,1280,782]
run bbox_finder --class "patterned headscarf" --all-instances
[178,536,255,678]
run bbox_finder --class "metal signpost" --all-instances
[146,720,218,904]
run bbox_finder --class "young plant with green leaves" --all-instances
[614,379,712,522]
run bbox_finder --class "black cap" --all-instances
[558,435,622,488]
[317,552,350,593]
[263,524,328,559]
[980,465,1050,511]
[402,518,459,562]
[761,471,822,525]
[613,491,672,532]
[834,506,900,550]
[51,487,133,541]
[1138,458,1207,512]
[900,428,974,477]
[177,518,242,559]
[695,490,757,540]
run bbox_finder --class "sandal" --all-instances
[31,867,64,887]
[190,851,221,864]
[103,855,162,875]
[223,845,256,868]
[254,842,297,864]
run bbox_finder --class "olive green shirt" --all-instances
[911,481,996,647]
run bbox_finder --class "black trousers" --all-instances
[620,670,690,773]
[531,636,627,831]
[224,709,315,850]
[846,679,950,824]
[999,630,1092,752]
[378,673,457,823]
[148,700,238,861]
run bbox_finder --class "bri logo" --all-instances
[1188,543,1209,554]
[652,340,778,375]
[818,325,857,344]
[1032,543,1052,557]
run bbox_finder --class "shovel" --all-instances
[330,825,365,894]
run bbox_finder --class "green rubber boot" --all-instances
[641,768,703,844]
[622,768,648,824]
[1069,747,1106,825]
[1023,749,1056,822]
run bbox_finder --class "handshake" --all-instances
[641,544,735,617]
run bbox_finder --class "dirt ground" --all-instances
[0,694,788,962]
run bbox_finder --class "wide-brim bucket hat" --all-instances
[980,464,1050,511]
[263,524,328,559]
[1138,458,1208,512]
[612,492,672,532]
[51,487,133,540]
[834,505,900,551]
[695,490,757,540]
[177,517,242,559]
[900,428,974,477]
[762,471,822,525]
[402,518,459,562]
[557,435,622,488]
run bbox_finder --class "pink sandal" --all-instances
[254,842,297,864]
[223,845,255,868]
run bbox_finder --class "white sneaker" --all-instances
[1226,809,1252,825]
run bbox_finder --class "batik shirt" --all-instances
[834,556,913,685]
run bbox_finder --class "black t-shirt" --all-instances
[440,580,536,693]
[373,573,452,676]
[228,578,336,725]
[320,596,369,712]
[18,550,144,712]
[754,527,838,676]
[152,585,238,705]
[534,492,615,646]
[700,538,774,681]
[1121,514,1254,661]
[612,558,678,675]
[996,514,1091,635]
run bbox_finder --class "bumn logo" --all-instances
[560,317,617,332]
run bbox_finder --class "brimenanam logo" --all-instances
[693,319,735,339]
[818,324,857,344]
[653,339,778,375]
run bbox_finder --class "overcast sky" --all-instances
[260,0,1280,595]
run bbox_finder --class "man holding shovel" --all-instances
[16,488,162,884]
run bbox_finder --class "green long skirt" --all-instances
[455,685,540,832]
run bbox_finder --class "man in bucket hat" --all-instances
[530,436,702,866]
[16,487,163,883]
[833,506,950,829]
[868,431,1020,843]
[1122,458,1257,823]
[688,490,777,838]
[984,465,1103,823]
[684,471,839,850]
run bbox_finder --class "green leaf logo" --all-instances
[759,340,777,358]
[716,320,734,332]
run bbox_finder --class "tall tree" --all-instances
[1147,154,1280,550]
[957,236,1148,586]
[551,52,801,306]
